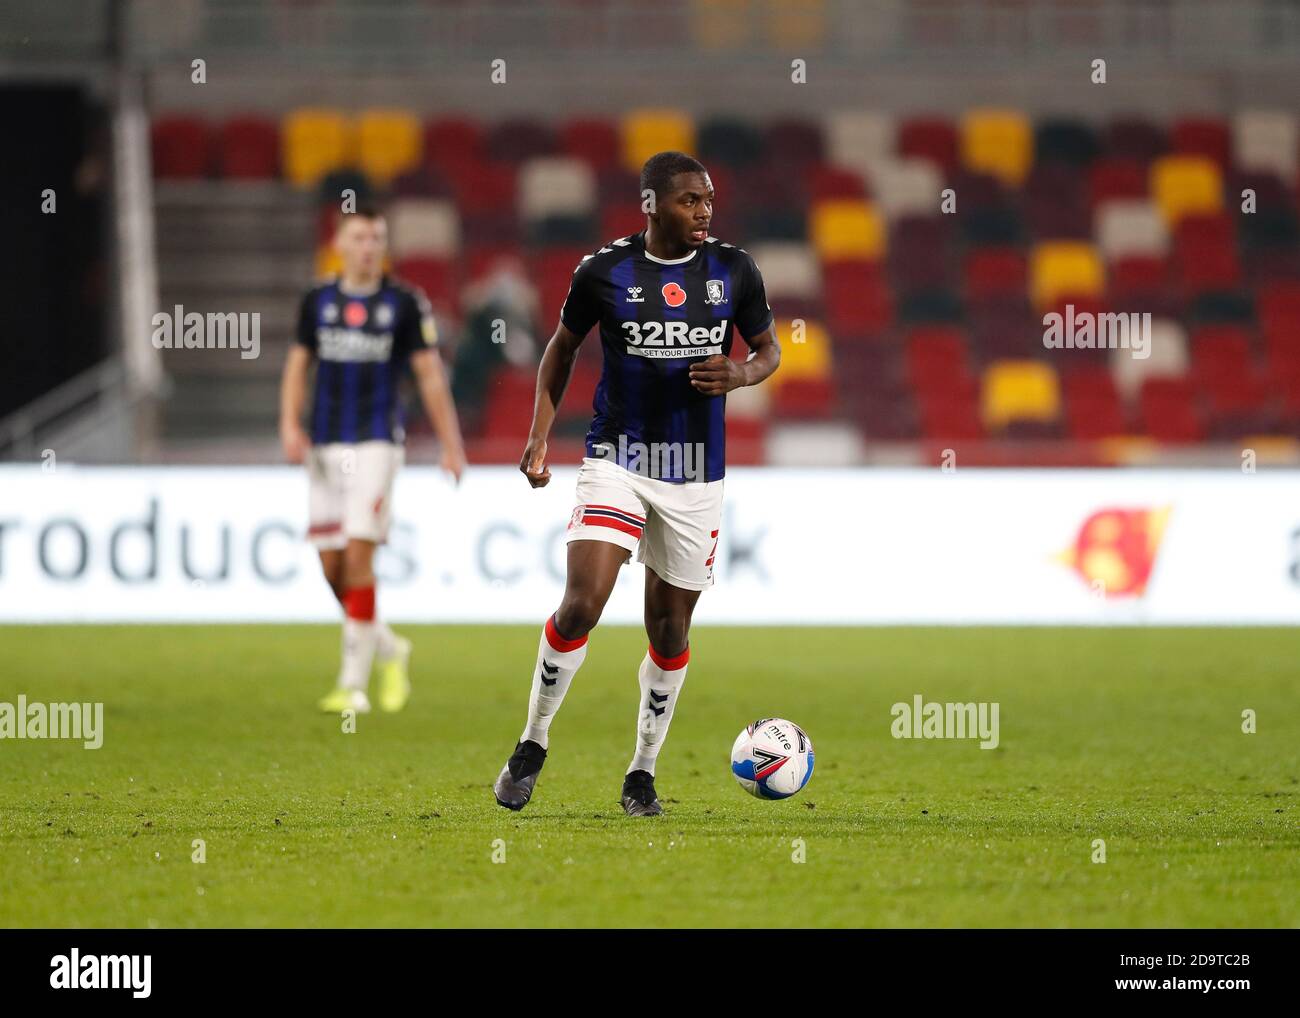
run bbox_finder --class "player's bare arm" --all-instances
[688,322,780,396]
[519,321,585,488]
[410,347,466,484]
[278,344,313,463]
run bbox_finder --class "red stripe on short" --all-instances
[648,642,690,671]
[308,522,342,535]
[583,515,643,539]
[585,503,646,523]
[545,614,588,652]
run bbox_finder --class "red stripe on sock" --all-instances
[344,585,376,622]
[648,642,689,671]
[545,614,588,653]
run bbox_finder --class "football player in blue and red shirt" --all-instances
[494,152,780,816]
[280,206,465,715]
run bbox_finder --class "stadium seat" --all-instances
[772,377,839,420]
[486,118,556,163]
[772,318,832,382]
[808,164,868,201]
[1088,157,1149,206]
[424,117,486,179]
[867,157,944,219]
[824,111,895,176]
[1111,318,1189,401]
[748,243,820,300]
[621,110,695,172]
[217,116,278,179]
[389,198,461,259]
[1029,242,1105,309]
[559,118,621,172]
[960,110,1033,187]
[356,109,422,187]
[810,199,886,260]
[1150,155,1223,224]
[1233,110,1298,181]
[1094,200,1169,260]
[393,256,458,314]
[1063,367,1128,440]
[765,118,825,167]
[698,117,764,169]
[981,360,1061,429]
[518,157,597,222]
[1139,377,1204,443]
[964,248,1027,299]
[1172,214,1240,292]
[1106,117,1168,163]
[821,261,892,337]
[533,246,590,326]
[897,116,959,176]
[891,215,956,295]
[282,109,353,189]
[1171,117,1231,172]
[152,115,212,178]
[1034,119,1099,166]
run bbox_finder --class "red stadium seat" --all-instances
[1171,117,1232,172]
[218,116,278,179]
[821,260,893,337]
[808,164,867,201]
[1139,377,1204,443]
[1063,367,1127,440]
[533,246,591,326]
[560,118,621,171]
[393,256,458,314]
[1088,158,1148,206]
[486,118,557,163]
[897,116,959,175]
[773,377,839,420]
[964,248,1027,299]
[424,117,486,179]
[764,118,826,167]
[1105,118,1167,163]
[152,115,212,178]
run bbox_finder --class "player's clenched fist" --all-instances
[520,436,551,487]
[689,354,746,396]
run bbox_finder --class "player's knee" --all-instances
[645,613,689,657]
[555,593,605,638]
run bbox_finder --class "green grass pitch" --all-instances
[0,624,1296,927]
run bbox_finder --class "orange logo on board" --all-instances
[1057,506,1171,598]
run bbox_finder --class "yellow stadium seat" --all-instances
[1030,241,1105,310]
[763,0,827,48]
[282,109,352,189]
[622,110,696,173]
[981,360,1061,429]
[357,109,421,187]
[315,244,343,279]
[1150,155,1223,225]
[690,0,752,51]
[960,109,1033,186]
[809,199,885,260]
[771,318,832,382]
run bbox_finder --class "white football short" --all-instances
[307,440,404,550]
[565,456,724,591]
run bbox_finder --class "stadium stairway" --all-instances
[153,181,315,447]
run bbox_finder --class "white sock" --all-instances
[521,615,589,749]
[340,618,378,691]
[628,644,689,776]
[374,622,402,661]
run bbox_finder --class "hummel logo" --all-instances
[648,689,669,716]
[541,661,559,686]
[626,286,644,303]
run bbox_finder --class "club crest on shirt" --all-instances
[705,279,726,305]
[373,303,394,328]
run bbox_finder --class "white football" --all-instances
[730,717,814,799]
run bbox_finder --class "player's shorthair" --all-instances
[640,151,708,202]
